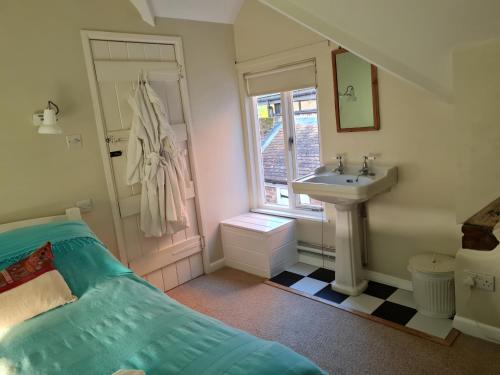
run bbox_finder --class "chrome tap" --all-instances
[357,155,376,180]
[333,154,345,174]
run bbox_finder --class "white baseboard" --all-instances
[365,270,413,291]
[207,258,226,273]
[453,315,500,344]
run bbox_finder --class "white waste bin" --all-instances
[408,253,455,318]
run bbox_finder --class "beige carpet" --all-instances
[167,267,500,375]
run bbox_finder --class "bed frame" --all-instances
[0,207,82,234]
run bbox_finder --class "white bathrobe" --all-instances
[126,81,189,237]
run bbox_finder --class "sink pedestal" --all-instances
[331,203,368,296]
[291,164,398,296]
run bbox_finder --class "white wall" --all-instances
[454,245,500,343]
[0,0,248,264]
[453,39,500,341]
[234,0,323,62]
[235,0,460,279]
[259,0,500,102]
[454,39,500,223]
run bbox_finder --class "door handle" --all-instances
[110,150,123,158]
[105,135,128,144]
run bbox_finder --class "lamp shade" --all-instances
[42,108,57,125]
[38,108,62,134]
[38,124,63,134]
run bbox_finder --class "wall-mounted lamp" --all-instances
[33,101,62,134]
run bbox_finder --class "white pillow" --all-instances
[0,242,76,330]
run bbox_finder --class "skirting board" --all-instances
[298,253,413,291]
[453,315,500,344]
[211,253,413,290]
[208,258,226,273]
[365,270,413,292]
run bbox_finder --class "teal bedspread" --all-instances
[0,221,326,375]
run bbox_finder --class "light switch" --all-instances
[76,198,93,212]
[66,134,82,150]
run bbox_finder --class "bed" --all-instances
[0,214,326,375]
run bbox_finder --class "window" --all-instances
[254,87,322,213]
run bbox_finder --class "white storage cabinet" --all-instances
[221,213,297,278]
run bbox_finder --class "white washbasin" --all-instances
[292,163,398,296]
[292,165,397,205]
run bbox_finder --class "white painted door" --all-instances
[87,38,204,291]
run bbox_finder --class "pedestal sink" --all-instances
[292,164,397,296]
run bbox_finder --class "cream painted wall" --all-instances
[454,39,500,223]
[234,0,323,63]
[452,40,500,340]
[259,0,500,102]
[0,0,248,263]
[235,0,461,279]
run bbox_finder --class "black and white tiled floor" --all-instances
[269,262,454,340]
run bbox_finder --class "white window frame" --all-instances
[236,42,328,221]
[250,89,322,214]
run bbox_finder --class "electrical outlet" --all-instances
[467,271,495,291]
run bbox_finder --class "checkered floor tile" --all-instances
[269,262,454,340]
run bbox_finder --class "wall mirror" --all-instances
[332,48,380,132]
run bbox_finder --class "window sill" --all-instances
[251,207,326,222]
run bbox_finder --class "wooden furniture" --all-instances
[461,197,500,250]
[221,213,297,278]
[332,48,380,132]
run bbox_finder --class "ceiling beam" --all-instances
[130,0,156,27]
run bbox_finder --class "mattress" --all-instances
[0,221,326,375]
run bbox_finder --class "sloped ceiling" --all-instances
[130,0,245,25]
[259,0,500,102]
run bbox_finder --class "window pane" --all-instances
[257,93,288,206]
[292,88,321,206]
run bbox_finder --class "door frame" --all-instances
[80,30,208,271]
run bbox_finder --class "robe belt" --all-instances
[144,152,168,182]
